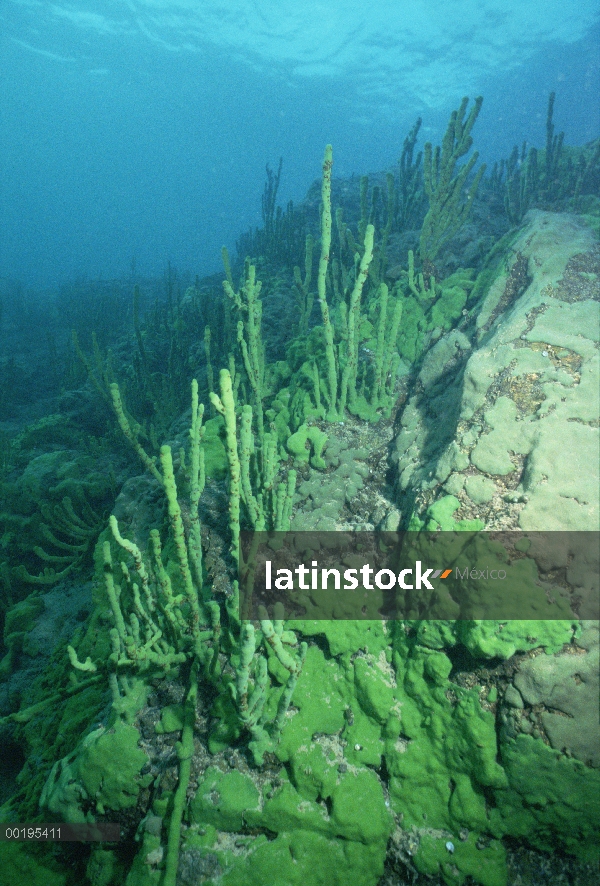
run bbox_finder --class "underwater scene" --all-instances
[0,2,599,885]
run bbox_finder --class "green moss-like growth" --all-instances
[222,829,386,886]
[430,268,474,330]
[394,266,475,367]
[40,721,150,820]
[191,767,260,831]
[86,848,126,886]
[412,494,485,532]
[1,593,45,669]
[415,833,506,886]
[200,416,228,479]
[493,733,600,861]
[0,843,69,886]
[286,423,328,470]
[155,703,185,734]
[396,293,427,363]
[275,645,349,761]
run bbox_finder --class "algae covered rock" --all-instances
[0,842,69,886]
[392,210,599,533]
[40,721,151,822]
[509,621,600,766]
[384,209,599,882]
[190,767,260,831]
